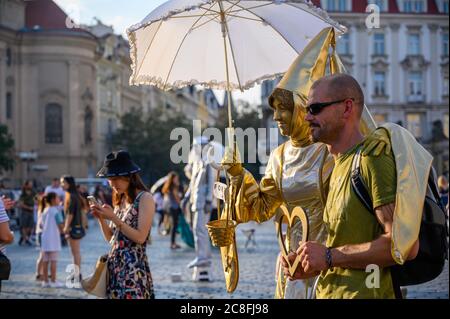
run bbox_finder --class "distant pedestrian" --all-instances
[44,178,65,202]
[39,192,64,288]
[162,172,182,249]
[34,194,45,282]
[153,191,166,234]
[438,175,449,209]
[18,180,36,246]
[91,150,155,299]
[61,175,85,284]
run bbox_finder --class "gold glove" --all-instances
[221,145,243,177]
[361,127,392,157]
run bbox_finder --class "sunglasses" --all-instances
[306,98,354,115]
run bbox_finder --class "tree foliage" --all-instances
[112,102,263,187]
[0,124,15,175]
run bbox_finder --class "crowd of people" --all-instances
[0,176,115,291]
[0,142,220,297]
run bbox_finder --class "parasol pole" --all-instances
[218,0,233,130]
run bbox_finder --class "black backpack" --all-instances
[351,148,449,291]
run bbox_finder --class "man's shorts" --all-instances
[20,210,34,228]
[42,251,59,262]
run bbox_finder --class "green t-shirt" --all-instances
[316,140,397,299]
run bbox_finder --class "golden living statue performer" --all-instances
[219,27,391,299]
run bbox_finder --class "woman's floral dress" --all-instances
[107,192,154,299]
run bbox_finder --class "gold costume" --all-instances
[217,26,428,298]
[225,27,379,298]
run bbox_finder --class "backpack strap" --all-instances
[350,147,403,299]
[350,148,374,214]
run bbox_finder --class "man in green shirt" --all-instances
[18,180,36,246]
[281,74,419,298]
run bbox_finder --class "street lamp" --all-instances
[18,151,38,183]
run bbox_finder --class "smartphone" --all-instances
[87,196,101,206]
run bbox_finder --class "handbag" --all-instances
[69,224,86,239]
[0,250,11,281]
[81,228,118,298]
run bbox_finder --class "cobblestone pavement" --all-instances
[0,218,448,299]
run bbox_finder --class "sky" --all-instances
[53,0,262,106]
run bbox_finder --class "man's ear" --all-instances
[342,100,354,119]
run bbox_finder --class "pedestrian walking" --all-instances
[438,175,449,209]
[61,175,86,284]
[34,194,45,282]
[162,172,182,250]
[18,180,36,246]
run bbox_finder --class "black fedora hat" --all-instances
[96,150,141,177]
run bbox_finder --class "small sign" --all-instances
[213,182,227,201]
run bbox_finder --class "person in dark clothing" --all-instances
[61,175,85,283]
[162,172,182,249]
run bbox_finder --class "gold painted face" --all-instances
[272,97,293,137]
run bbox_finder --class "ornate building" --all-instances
[0,0,98,186]
[261,0,449,175]
[0,0,220,187]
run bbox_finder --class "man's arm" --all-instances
[330,203,419,269]
[296,202,420,274]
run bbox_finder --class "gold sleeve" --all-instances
[232,146,284,224]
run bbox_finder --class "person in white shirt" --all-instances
[39,192,64,288]
[44,178,65,202]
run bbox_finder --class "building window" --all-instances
[369,0,388,11]
[373,33,385,55]
[406,113,423,138]
[442,33,449,56]
[443,75,449,97]
[6,92,12,119]
[324,0,350,11]
[402,0,426,13]
[439,0,449,13]
[337,33,351,55]
[45,103,63,144]
[6,48,12,67]
[408,33,421,55]
[408,72,424,101]
[374,72,386,96]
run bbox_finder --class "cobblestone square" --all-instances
[1,218,448,299]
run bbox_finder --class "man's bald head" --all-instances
[311,74,365,116]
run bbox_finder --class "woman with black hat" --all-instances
[90,150,155,299]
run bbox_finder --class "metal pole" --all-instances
[219,0,233,129]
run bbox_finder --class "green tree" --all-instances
[0,124,15,174]
[111,107,192,186]
[112,101,263,187]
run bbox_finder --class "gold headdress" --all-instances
[269,27,376,147]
